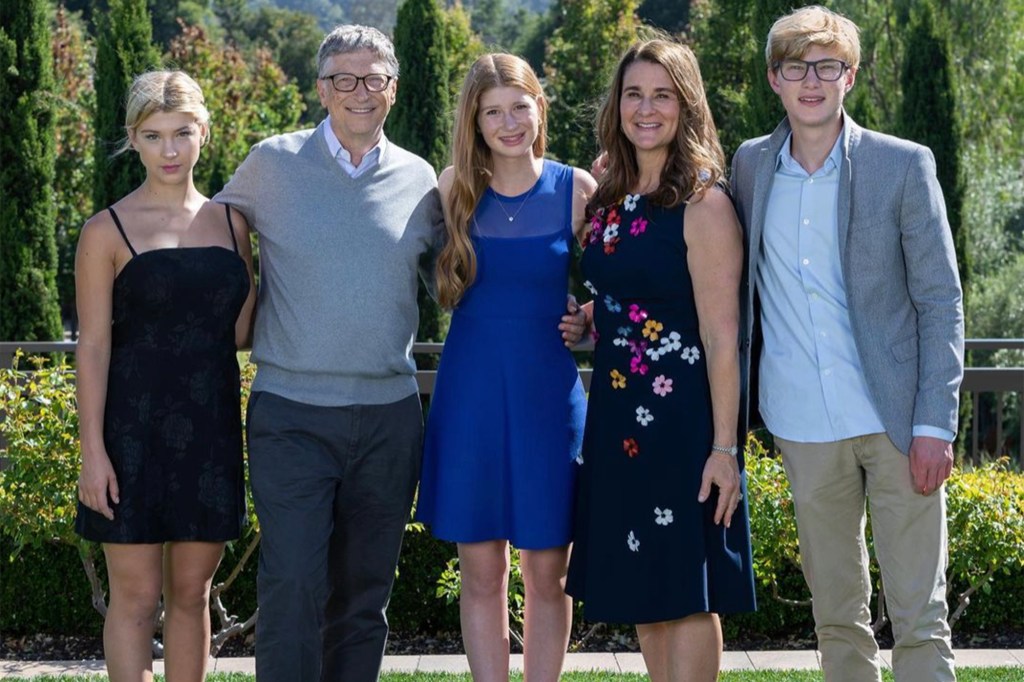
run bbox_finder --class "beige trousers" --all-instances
[776,434,956,682]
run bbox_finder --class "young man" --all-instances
[731,6,963,682]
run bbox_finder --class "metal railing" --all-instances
[2,338,1021,465]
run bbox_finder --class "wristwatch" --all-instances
[711,444,738,456]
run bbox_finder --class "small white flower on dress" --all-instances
[617,326,633,336]
[603,223,620,243]
[613,337,630,347]
[627,530,640,552]
[681,346,701,365]
[584,280,598,296]
[624,193,640,211]
[635,406,653,426]
[654,507,674,526]
[645,331,683,361]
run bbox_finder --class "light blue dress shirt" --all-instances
[323,116,385,178]
[757,127,954,444]
[757,126,888,443]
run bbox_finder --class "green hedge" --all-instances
[2,354,1022,643]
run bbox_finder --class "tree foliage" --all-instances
[51,5,97,335]
[544,0,639,169]
[91,0,161,214]
[167,23,304,196]
[0,0,63,341]
[442,2,486,110]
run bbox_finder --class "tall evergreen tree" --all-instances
[897,3,970,453]
[387,0,450,349]
[544,0,639,169]
[0,0,63,340]
[91,0,161,214]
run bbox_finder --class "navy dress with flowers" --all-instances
[417,160,586,549]
[565,193,756,623]
[75,205,249,544]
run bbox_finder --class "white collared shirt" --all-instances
[323,116,386,178]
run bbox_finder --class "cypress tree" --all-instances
[91,0,160,214]
[897,3,970,453]
[0,0,63,340]
[386,0,450,350]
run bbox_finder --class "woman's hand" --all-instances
[78,449,119,521]
[559,295,592,347]
[698,451,741,527]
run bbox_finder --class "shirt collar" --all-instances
[776,119,848,175]
[322,116,387,164]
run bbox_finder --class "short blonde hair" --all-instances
[765,5,860,69]
[117,70,210,154]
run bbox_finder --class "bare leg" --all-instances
[457,540,511,682]
[162,541,225,682]
[637,613,722,682]
[520,546,572,682]
[102,543,163,682]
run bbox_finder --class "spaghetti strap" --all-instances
[224,204,240,254]
[107,207,138,257]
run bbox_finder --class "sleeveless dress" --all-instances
[565,194,756,623]
[417,160,586,549]
[75,205,249,543]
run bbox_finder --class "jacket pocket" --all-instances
[891,335,918,363]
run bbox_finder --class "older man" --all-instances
[731,6,963,682]
[217,25,440,682]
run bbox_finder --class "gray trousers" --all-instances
[247,391,423,682]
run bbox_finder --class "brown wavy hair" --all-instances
[590,39,724,212]
[436,53,547,309]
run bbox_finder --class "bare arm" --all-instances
[74,216,121,520]
[560,167,598,346]
[686,188,744,526]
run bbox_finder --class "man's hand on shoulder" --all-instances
[909,435,954,495]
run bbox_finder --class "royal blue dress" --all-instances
[417,160,586,549]
[565,193,756,623]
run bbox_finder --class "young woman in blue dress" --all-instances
[416,53,595,681]
[75,71,256,682]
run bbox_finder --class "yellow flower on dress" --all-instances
[610,369,627,389]
[642,319,663,341]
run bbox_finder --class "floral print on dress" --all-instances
[624,193,640,211]
[630,216,648,236]
[610,369,627,389]
[636,406,653,426]
[642,319,663,341]
[628,304,648,323]
[652,375,673,397]
[654,507,674,525]
[681,346,701,365]
[627,530,640,552]
[623,438,639,457]
[604,294,621,313]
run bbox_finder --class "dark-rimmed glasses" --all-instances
[320,72,394,93]
[773,58,849,82]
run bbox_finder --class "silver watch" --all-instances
[711,444,738,456]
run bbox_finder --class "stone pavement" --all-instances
[2,650,1023,678]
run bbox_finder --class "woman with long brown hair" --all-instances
[565,39,756,681]
[416,53,595,681]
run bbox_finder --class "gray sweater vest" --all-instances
[217,123,443,406]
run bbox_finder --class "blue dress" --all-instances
[417,160,586,549]
[565,194,756,623]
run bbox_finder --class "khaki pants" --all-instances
[776,434,956,682]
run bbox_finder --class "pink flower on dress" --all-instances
[652,375,674,397]
[628,304,648,323]
[630,356,649,375]
[630,216,648,236]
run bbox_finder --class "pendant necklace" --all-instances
[491,180,539,222]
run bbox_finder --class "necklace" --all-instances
[490,181,538,222]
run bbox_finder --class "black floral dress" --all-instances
[566,193,756,623]
[75,207,249,543]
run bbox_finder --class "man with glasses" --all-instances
[215,25,439,682]
[731,6,962,681]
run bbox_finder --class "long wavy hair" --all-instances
[590,39,724,212]
[436,53,547,309]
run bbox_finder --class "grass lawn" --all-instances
[6,669,1022,681]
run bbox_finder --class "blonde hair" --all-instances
[765,5,861,69]
[117,70,210,155]
[591,39,724,212]
[436,53,547,309]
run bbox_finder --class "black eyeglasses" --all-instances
[773,58,850,82]
[320,72,394,93]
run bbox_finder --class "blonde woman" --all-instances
[565,40,756,682]
[416,53,595,682]
[75,70,256,681]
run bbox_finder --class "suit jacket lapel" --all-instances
[750,119,793,279]
[837,116,860,265]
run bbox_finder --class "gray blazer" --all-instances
[730,115,964,454]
